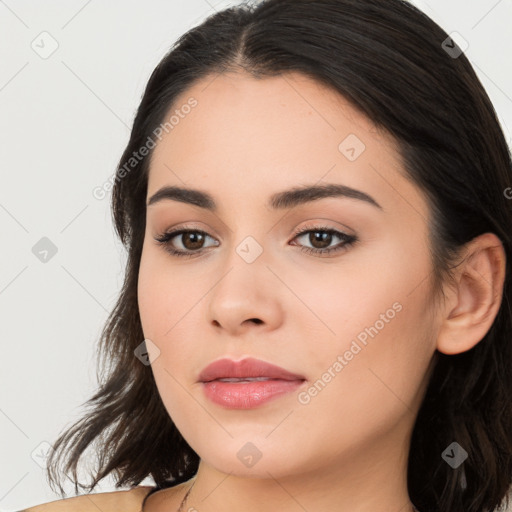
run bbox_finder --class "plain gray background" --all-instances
[1,1,511,510]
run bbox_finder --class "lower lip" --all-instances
[201,379,306,408]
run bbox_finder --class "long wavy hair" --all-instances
[45,1,512,511]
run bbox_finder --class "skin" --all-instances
[137,71,506,512]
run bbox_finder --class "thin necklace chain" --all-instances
[177,478,196,512]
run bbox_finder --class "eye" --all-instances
[154,228,219,259]
[290,224,358,257]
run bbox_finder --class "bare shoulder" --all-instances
[20,486,153,512]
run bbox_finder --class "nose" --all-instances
[207,260,284,337]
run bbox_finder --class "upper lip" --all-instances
[198,357,306,382]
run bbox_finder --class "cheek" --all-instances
[137,260,165,340]
[137,247,187,338]
[137,247,205,380]
[137,253,195,420]
[291,237,435,402]
[317,285,434,424]
[290,291,435,462]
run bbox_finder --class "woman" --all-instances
[22,0,512,511]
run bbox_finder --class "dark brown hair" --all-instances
[45,1,512,511]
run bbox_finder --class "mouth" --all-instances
[198,357,306,409]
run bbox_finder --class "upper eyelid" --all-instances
[158,218,353,237]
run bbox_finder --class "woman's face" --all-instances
[138,71,440,480]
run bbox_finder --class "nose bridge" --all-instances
[216,229,268,296]
[219,196,271,268]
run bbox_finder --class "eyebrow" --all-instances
[146,183,382,211]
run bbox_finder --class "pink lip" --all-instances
[198,357,306,409]
[198,357,305,382]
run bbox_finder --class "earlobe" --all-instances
[436,233,506,355]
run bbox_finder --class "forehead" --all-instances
[147,71,429,223]
[150,70,387,167]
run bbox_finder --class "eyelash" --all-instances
[153,224,358,259]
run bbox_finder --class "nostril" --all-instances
[249,318,263,325]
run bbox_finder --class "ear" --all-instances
[436,232,507,355]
